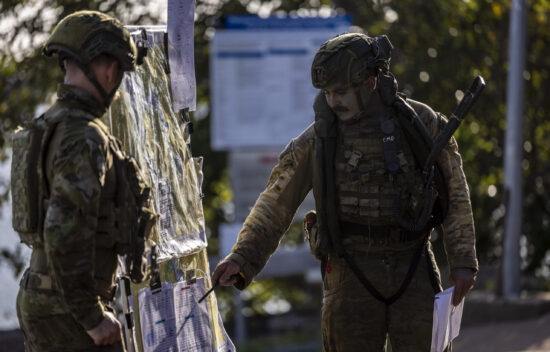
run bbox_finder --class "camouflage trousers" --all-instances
[321,243,444,352]
[17,287,123,352]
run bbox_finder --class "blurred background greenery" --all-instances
[1,0,549,350]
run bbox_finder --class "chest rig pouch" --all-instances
[11,114,55,246]
[95,124,158,284]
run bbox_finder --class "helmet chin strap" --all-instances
[78,61,121,110]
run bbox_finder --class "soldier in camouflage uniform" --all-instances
[13,11,147,351]
[213,33,478,351]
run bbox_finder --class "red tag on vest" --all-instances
[326,259,332,274]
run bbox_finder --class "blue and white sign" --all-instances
[210,15,351,150]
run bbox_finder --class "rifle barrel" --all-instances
[423,75,486,172]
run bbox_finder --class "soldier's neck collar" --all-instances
[56,84,107,117]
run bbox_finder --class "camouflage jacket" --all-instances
[38,84,116,330]
[226,98,478,288]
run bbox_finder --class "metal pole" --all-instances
[503,0,527,299]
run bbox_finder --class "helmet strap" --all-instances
[76,61,121,110]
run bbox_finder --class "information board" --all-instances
[229,149,315,222]
[210,15,351,150]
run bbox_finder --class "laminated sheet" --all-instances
[104,28,234,351]
[106,30,206,262]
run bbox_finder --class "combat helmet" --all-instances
[43,10,137,107]
[311,33,393,89]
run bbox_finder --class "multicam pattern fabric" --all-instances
[226,125,315,288]
[334,112,424,226]
[225,98,478,285]
[10,119,44,242]
[16,84,121,351]
[311,33,390,89]
[43,10,137,72]
[321,246,443,352]
[16,289,122,352]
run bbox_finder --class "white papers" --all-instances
[167,0,197,111]
[431,286,464,352]
[138,278,235,351]
[139,282,176,351]
[173,280,212,351]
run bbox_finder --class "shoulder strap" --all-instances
[313,92,345,256]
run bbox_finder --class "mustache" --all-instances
[332,106,349,113]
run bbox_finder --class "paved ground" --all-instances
[454,312,550,352]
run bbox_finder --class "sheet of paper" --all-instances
[138,278,235,351]
[430,286,464,352]
[215,310,236,352]
[138,282,176,352]
[167,0,196,111]
[174,279,213,351]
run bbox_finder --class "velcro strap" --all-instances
[340,221,420,242]
[20,269,53,290]
[21,269,116,301]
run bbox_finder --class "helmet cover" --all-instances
[43,10,137,72]
[311,33,393,89]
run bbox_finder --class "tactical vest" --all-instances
[309,93,448,305]
[11,109,157,285]
[334,112,425,227]
[309,92,448,260]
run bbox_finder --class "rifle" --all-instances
[423,75,486,172]
[394,75,485,232]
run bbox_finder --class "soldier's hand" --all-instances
[450,268,476,306]
[212,259,241,286]
[86,311,122,346]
